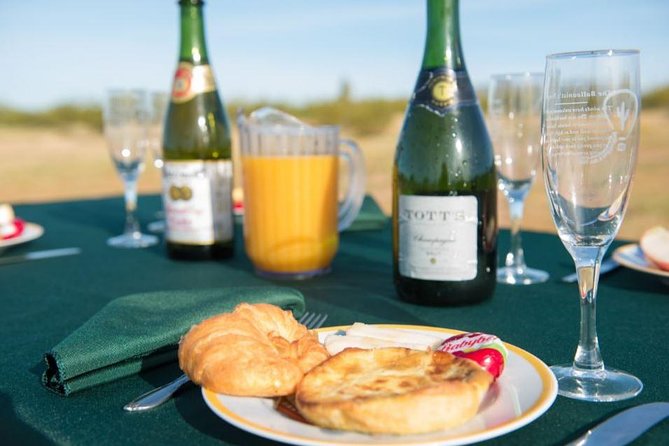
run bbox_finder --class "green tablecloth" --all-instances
[1,195,667,445]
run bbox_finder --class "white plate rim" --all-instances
[612,243,669,279]
[0,222,44,249]
[202,324,558,446]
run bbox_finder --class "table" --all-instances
[1,196,667,445]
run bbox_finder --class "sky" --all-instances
[0,0,667,110]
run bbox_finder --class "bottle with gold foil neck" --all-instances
[162,0,234,260]
[392,0,497,305]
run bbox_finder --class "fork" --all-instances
[123,311,329,412]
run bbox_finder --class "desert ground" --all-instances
[1,109,667,241]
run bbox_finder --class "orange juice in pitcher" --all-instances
[242,154,339,273]
[237,108,365,279]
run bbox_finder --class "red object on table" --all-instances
[233,199,244,215]
[437,332,508,379]
[1,218,25,240]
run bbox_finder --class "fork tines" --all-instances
[298,312,328,329]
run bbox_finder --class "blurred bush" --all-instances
[642,86,669,109]
[0,85,666,133]
[230,98,407,136]
[0,104,102,130]
[0,99,407,136]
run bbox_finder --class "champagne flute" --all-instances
[489,72,549,285]
[148,91,169,170]
[103,89,158,248]
[542,49,642,401]
[147,91,169,233]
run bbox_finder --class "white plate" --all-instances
[0,222,44,250]
[202,325,558,446]
[613,243,669,279]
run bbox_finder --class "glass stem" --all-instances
[123,178,140,237]
[573,247,605,371]
[505,193,527,270]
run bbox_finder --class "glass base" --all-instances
[497,266,549,285]
[107,232,158,249]
[551,364,643,402]
[255,266,331,281]
[147,220,165,233]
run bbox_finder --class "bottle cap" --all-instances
[179,0,204,5]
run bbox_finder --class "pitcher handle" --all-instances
[338,139,366,231]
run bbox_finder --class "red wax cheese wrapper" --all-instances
[437,332,508,379]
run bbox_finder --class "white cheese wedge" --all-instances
[0,204,14,226]
[324,323,445,356]
[0,203,16,238]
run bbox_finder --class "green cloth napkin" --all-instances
[42,286,305,396]
[346,195,388,231]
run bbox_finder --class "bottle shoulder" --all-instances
[396,103,492,154]
[394,104,496,193]
[166,90,228,117]
[163,92,232,158]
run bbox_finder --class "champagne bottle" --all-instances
[162,0,234,260]
[392,0,497,305]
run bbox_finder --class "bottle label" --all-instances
[398,195,478,281]
[171,62,217,103]
[411,68,477,117]
[162,160,233,245]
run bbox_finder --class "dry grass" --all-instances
[1,110,667,240]
[0,124,162,204]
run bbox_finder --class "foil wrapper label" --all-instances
[171,62,217,103]
[438,332,508,359]
[411,68,478,117]
[438,332,508,379]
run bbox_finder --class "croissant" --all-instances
[178,303,329,397]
